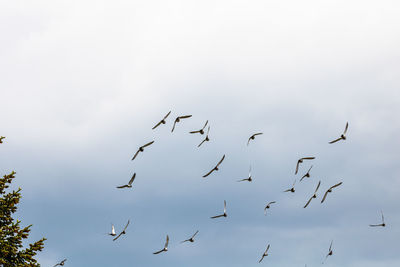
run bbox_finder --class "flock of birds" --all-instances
[0,113,385,266]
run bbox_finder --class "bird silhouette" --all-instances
[329,122,349,144]
[369,210,386,227]
[53,259,67,267]
[321,182,343,203]
[152,111,171,130]
[258,244,270,263]
[303,180,321,208]
[171,115,192,132]
[113,220,130,241]
[190,120,208,134]
[247,132,263,146]
[153,235,169,254]
[131,141,155,161]
[181,230,199,243]
[203,155,225,178]
[264,201,276,215]
[198,126,211,147]
[295,157,315,175]
[116,173,136,189]
[210,200,227,219]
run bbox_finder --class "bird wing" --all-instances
[315,180,321,193]
[303,196,313,208]
[202,168,215,178]
[111,225,116,235]
[293,179,296,187]
[224,200,226,213]
[268,201,276,205]
[206,126,210,135]
[237,178,248,182]
[128,173,136,186]
[180,239,190,243]
[258,254,265,263]
[369,224,381,227]
[247,137,251,146]
[295,161,300,174]
[190,130,200,134]
[202,120,208,130]
[113,231,123,241]
[343,122,349,134]
[142,141,154,148]
[152,121,162,130]
[254,132,263,136]
[302,157,315,160]
[163,111,171,120]
[164,235,169,248]
[300,174,306,182]
[198,139,206,147]
[192,230,199,238]
[329,137,342,144]
[153,249,164,254]
[265,244,270,253]
[381,210,385,224]
[330,182,343,189]
[215,155,226,168]
[210,214,224,219]
[171,119,178,132]
[329,240,333,251]
[116,185,128,189]
[179,115,192,119]
[308,165,313,173]
[321,190,329,203]
[283,189,291,192]
[131,150,140,161]
[123,220,130,231]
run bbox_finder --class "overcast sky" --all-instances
[1,1,400,266]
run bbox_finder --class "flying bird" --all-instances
[247,132,263,146]
[210,200,227,219]
[300,165,313,182]
[0,136,5,144]
[303,180,321,208]
[264,201,276,215]
[322,240,333,264]
[369,210,386,227]
[203,155,225,178]
[283,180,296,193]
[116,173,136,189]
[329,122,349,144]
[153,235,169,254]
[190,120,208,134]
[53,259,67,267]
[181,230,199,243]
[171,115,192,132]
[131,141,154,161]
[258,244,270,263]
[321,182,343,203]
[108,224,116,237]
[295,157,315,175]
[198,126,211,147]
[113,220,130,241]
[237,166,252,182]
[152,111,171,130]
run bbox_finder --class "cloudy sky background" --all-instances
[1,0,400,266]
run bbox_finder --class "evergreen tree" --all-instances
[0,171,46,266]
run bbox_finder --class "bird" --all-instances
[300,165,314,182]
[329,122,349,144]
[258,244,270,263]
[283,179,296,193]
[171,115,192,132]
[303,180,321,208]
[210,200,227,219]
[198,126,211,147]
[322,240,333,264]
[153,235,169,254]
[180,230,199,243]
[321,182,343,203]
[237,166,252,182]
[190,120,208,134]
[108,224,116,236]
[152,111,171,130]
[0,136,5,143]
[53,259,67,267]
[247,132,263,146]
[295,157,315,175]
[264,201,276,215]
[116,173,136,189]
[113,220,130,241]
[131,141,154,161]
[369,210,386,227]
[203,155,225,178]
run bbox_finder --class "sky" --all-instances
[1,0,400,266]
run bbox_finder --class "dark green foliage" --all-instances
[0,171,46,266]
